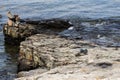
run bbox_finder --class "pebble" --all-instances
[80,48,88,55]
[75,48,88,56]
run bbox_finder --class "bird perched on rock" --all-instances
[7,11,20,27]
[7,11,15,26]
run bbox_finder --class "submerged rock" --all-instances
[25,19,72,28]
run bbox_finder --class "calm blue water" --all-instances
[0,0,120,20]
[0,0,120,79]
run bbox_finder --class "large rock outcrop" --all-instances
[3,24,36,44]
[16,38,120,80]
[18,34,85,71]
[4,18,120,80]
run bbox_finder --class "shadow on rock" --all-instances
[94,62,113,68]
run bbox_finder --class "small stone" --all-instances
[80,48,88,55]
[75,48,88,56]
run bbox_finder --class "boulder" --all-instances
[18,34,80,71]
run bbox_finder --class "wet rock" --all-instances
[3,24,36,45]
[3,24,36,38]
[3,19,72,45]
[75,48,88,56]
[25,19,72,28]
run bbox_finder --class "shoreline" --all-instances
[3,18,120,80]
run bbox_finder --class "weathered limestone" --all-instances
[3,24,36,38]
[17,31,98,71]
[18,34,81,71]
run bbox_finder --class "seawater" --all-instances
[0,0,120,80]
[0,0,120,19]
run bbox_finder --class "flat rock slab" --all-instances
[16,46,120,80]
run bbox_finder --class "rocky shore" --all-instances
[3,19,120,80]
[17,34,120,80]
